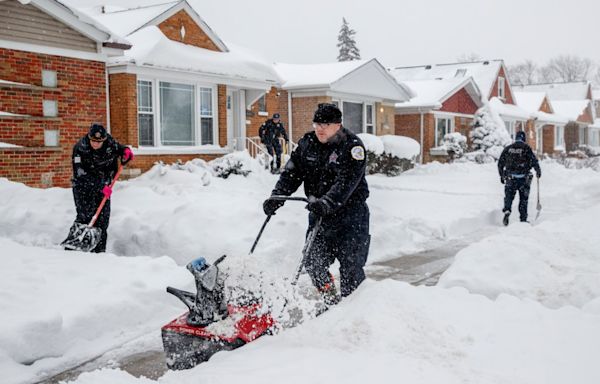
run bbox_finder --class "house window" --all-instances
[42,70,57,88]
[590,129,600,147]
[536,126,543,153]
[43,100,58,117]
[435,117,452,146]
[505,121,515,139]
[555,126,565,149]
[498,76,505,99]
[365,104,374,134]
[199,87,214,145]
[343,101,363,134]
[257,94,267,115]
[137,80,154,146]
[160,81,195,146]
[579,126,586,145]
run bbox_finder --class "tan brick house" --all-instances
[390,60,532,162]
[75,1,280,175]
[0,0,129,187]
[393,77,482,163]
[273,59,413,143]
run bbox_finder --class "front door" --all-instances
[226,89,244,151]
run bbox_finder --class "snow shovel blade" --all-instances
[61,222,102,252]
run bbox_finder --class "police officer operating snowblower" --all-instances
[62,123,133,252]
[259,113,289,173]
[498,130,541,225]
[263,103,370,305]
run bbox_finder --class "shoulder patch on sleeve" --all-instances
[74,156,81,164]
[351,146,365,161]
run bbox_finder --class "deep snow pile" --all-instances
[2,157,600,383]
[438,200,600,309]
[71,280,600,384]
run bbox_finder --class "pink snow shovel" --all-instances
[535,177,542,221]
[61,164,123,252]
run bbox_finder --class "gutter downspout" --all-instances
[287,91,293,143]
[105,68,111,134]
[419,108,424,164]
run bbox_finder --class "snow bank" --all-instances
[0,238,188,384]
[357,133,384,155]
[68,280,600,384]
[439,202,600,309]
[356,133,420,159]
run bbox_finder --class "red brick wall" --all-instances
[490,66,515,105]
[440,87,479,115]
[246,87,290,139]
[395,113,436,162]
[564,122,579,151]
[158,10,221,52]
[132,153,221,174]
[218,84,227,147]
[290,96,331,142]
[0,47,106,188]
[576,103,594,124]
[109,73,137,145]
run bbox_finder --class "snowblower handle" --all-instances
[268,195,309,203]
[88,164,123,228]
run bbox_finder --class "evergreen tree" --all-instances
[337,17,361,62]
[471,103,512,160]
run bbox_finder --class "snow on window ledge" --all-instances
[133,146,230,155]
[429,146,449,156]
[258,111,269,117]
[554,146,565,152]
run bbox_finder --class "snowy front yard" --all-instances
[1,157,600,384]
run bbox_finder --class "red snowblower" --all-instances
[162,196,321,370]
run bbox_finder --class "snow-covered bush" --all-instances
[470,103,511,161]
[441,132,467,160]
[358,134,419,176]
[577,144,600,157]
[209,152,253,178]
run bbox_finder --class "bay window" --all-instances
[435,117,452,146]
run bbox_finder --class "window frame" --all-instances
[137,79,155,146]
[434,116,453,147]
[555,125,565,149]
[498,76,505,99]
[136,77,218,147]
[365,103,375,134]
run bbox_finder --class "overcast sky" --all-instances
[187,0,600,68]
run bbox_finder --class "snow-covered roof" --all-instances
[513,92,547,113]
[396,77,482,110]
[275,59,413,103]
[515,82,592,101]
[390,60,505,100]
[489,97,532,120]
[591,119,600,129]
[534,111,569,125]
[110,26,279,85]
[552,100,591,121]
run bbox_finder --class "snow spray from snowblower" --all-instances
[162,195,322,370]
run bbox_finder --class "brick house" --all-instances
[513,92,568,155]
[393,77,482,163]
[74,1,280,175]
[390,60,533,161]
[0,0,129,187]
[515,82,596,151]
[272,59,413,143]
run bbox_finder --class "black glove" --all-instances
[536,172,541,179]
[263,198,284,215]
[306,198,333,217]
[500,176,505,184]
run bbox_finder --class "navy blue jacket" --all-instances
[498,140,541,178]
[71,134,126,191]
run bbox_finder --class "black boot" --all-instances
[503,211,510,226]
[319,281,340,306]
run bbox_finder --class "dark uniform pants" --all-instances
[304,202,370,297]
[265,142,283,170]
[73,185,111,253]
[503,175,532,222]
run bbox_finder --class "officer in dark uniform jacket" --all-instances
[263,104,370,304]
[498,130,541,225]
[71,123,133,252]
[259,113,289,172]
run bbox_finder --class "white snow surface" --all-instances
[396,78,465,108]
[357,134,419,159]
[513,91,546,112]
[552,100,591,121]
[515,82,591,101]
[274,60,368,89]
[0,141,23,147]
[489,97,532,120]
[356,133,384,155]
[1,157,600,383]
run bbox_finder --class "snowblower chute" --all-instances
[162,255,274,370]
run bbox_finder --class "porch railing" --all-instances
[245,136,298,170]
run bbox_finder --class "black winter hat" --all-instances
[313,103,342,124]
[515,131,526,142]
[273,113,280,119]
[88,123,107,142]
